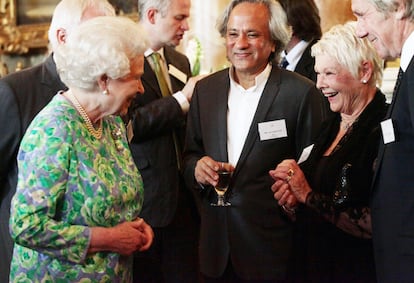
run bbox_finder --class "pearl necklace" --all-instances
[66,91,103,139]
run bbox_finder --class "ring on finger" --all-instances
[285,175,292,183]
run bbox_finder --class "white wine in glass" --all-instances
[211,170,232,206]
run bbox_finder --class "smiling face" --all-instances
[315,54,363,115]
[225,2,276,79]
[352,0,402,59]
[106,56,145,116]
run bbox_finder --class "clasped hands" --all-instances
[269,159,312,211]
[111,218,154,255]
[89,218,154,256]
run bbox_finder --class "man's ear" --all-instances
[147,8,158,24]
[395,1,407,20]
[56,28,67,44]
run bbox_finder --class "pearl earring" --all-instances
[362,79,367,84]
[102,89,109,95]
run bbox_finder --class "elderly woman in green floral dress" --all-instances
[9,16,153,282]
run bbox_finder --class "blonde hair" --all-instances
[311,21,383,86]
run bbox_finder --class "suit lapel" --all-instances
[216,75,230,163]
[295,39,316,80]
[142,57,163,98]
[372,57,414,190]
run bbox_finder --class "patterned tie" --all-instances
[149,52,182,170]
[280,57,289,69]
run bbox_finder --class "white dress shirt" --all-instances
[227,64,272,166]
[401,31,414,72]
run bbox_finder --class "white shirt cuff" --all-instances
[173,91,190,113]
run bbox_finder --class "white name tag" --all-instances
[298,144,314,164]
[258,119,287,141]
[381,118,396,144]
[168,64,187,83]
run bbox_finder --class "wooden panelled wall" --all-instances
[315,0,355,32]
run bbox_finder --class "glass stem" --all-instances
[217,195,225,206]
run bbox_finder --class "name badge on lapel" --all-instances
[168,64,187,83]
[381,118,396,144]
[258,119,287,141]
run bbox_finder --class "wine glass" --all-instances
[211,169,232,206]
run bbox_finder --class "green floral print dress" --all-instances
[9,93,144,282]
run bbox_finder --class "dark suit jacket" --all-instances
[294,39,318,82]
[129,46,196,227]
[183,66,330,280]
[371,56,414,283]
[0,55,66,282]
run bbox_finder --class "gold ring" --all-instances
[285,175,292,183]
[287,168,294,177]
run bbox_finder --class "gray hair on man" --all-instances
[368,0,414,21]
[137,0,171,20]
[216,0,292,62]
[48,0,116,50]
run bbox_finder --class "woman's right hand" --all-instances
[269,159,312,204]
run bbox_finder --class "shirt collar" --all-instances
[145,48,165,58]
[229,64,272,92]
[283,40,310,66]
[401,31,414,72]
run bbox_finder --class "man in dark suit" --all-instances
[130,0,204,282]
[353,0,414,282]
[278,0,322,82]
[182,0,330,281]
[0,0,115,281]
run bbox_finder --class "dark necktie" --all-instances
[149,52,182,170]
[392,67,404,101]
[280,57,289,69]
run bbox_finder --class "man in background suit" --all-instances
[278,0,322,82]
[183,0,330,281]
[0,0,115,281]
[130,0,204,282]
[352,0,414,282]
